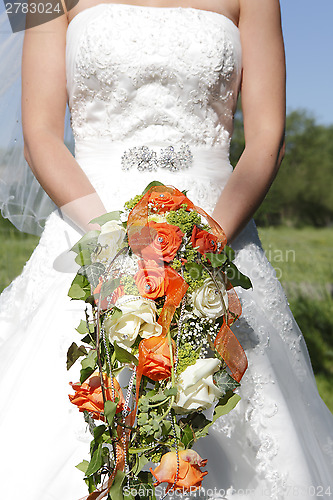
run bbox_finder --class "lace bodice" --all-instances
[66,3,242,149]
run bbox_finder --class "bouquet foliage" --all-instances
[67,182,251,500]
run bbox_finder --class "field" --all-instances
[0,218,332,411]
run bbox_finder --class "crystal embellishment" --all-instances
[121,145,193,172]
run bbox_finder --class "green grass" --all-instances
[0,217,40,292]
[0,217,332,411]
[259,226,333,412]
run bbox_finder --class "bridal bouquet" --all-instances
[67,182,251,500]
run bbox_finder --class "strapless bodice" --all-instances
[66,3,242,151]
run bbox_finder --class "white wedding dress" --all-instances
[0,4,332,500]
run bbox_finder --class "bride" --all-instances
[0,0,332,499]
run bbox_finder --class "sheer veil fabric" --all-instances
[0,4,332,500]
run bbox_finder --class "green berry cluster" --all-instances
[124,194,144,211]
[166,205,201,234]
[183,269,209,292]
[120,275,140,295]
[176,342,200,374]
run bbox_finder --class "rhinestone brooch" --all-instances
[121,145,193,172]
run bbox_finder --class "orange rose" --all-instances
[148,190,189,213]
[150,449,208,491]
[69,371,124,421]
[94,278,125,310]
[191,225,223,255]
[140,222,183,262]
[138,335,175,381]
[134,261,184,300]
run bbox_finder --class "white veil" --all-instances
[0,7,74,236]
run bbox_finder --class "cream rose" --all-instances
[191,277,228,319]
[104,295,162,350]
[173,358,222,412]
[95,220,126,263]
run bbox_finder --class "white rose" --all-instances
[95,220,126,263]
[104,295,162,350]
[191,278,228,319]
[173,358,222,412]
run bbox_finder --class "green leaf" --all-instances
[76,320,94,335]
[100,278,121,300]
[76,459,90,474]
[80,366,95,384]
[181,424,195,448]
[212,392,241,421]
[80,350,97,383]
[113,341,138,366]
[185,262,203,280]
[225,262,252,289]
[81,350,97,370]
[75,249,92,267]
[108,470,126,500]
[133,454,149,476]
[104,400,117,427]
[71,230,100,254]
[93,424,107,442]
[128,445,154,454]
[86,443,103,476]
[68,274,91,300]
[205,252,227,268]
[224,245,235,261]
[90,211,123,226]
[213,370,240,396]
[201,392,241,436]
[164,387,177,397]
[78,263,105,288]
[142,180,165,195]
[66,342,88,370]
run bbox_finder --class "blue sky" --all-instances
[0,1,332,125]
[280,0,333,125]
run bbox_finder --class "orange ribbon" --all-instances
[214,282,248,382]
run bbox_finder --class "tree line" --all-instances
[230,109,333,227]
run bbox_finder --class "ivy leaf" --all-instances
[104,400,117,427]
[76,320,94,335]
[133,454,149,476]
[71,230,100,254]
[75,249,92,267]
[142,180,165,195]
[86,443,103,476]
[90,211,123,226]
[201,392,241,436]
[93,424,107,442]
[164,387,177,397]
[76,460,89,474]
[66,342,88,370]
[113,341,138,366]
[80,350,97,383]
[108,470,126,500]
[225,262,252,289]
[78,263,105,288]
[100,278,121,300]
[213,370,240,396]
[68,274,91,300]
[205,252,227,268]
[185,262,203,280]
[224,245,235,262]
[181,424,195,448]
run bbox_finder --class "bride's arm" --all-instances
[212,0,286,242]
[21,2,106,232]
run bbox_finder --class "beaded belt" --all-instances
[120,144,193,172]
